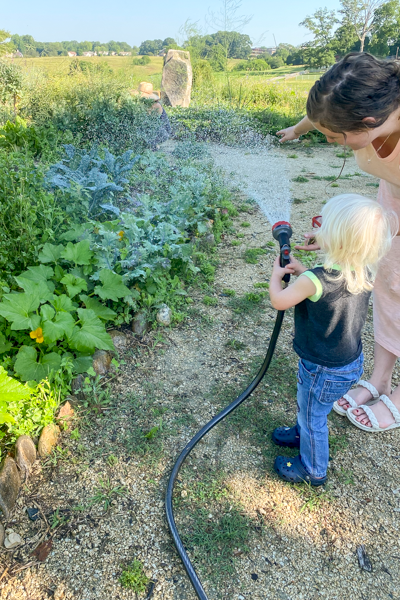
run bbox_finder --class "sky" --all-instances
[2,0,342,48]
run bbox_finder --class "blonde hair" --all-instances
[315,194,397,294]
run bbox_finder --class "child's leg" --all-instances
[297,357,364,478]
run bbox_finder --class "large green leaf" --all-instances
[61,274,87,298]
[14,346,61,382]
[73,354,93,374]
[0,292,41,330]
[15,277,53,303]
[94,269,131,302]
[51,294,75,313]
[42,311,75,343]
[0,365,32,404]
[80,295,117,321]
[61,240,93,265]
[21,265,54,283]
[69,309,114,353]
[38,243,65,264]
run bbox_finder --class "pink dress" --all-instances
[355,140,400,357]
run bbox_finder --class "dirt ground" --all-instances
[1,141,399,600]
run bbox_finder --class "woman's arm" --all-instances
[276,116,314,143]
[269,256,316,311]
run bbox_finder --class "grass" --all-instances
[18,54,163,82]
[227,292,267,315]
[225,339,247,351]
[292,176,309,183]
[240,221,251,228]
[243,248,267,264]
[222,288,236,297]
[253,282,269,289]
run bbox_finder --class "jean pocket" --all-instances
[299,359,318,378]
[318,378,358,406]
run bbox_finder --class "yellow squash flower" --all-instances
[30,327,43,340]
[118,230,124,240]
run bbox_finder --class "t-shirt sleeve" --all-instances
[300,271,323,302]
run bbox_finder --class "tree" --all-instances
[206,0,253,69]
[333,21,359,56]
[139,39,163,55]
[339,0,385,52]
[300,8,338,67]
[369,0,400,55]
[208,44,227,71]
[0,30,13,57]
[162,37,176,47]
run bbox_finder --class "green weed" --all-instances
[222,288,236,297]
[240,221,251,227]
[244,248,266,264]
[288,154,298,159]
[329,433,349,456]
[225,339,247,351]
[231,240,241,246]
[203,296,218,306]
[236,233,245,238]
[89,477,128,511]
[336,467,354,485]
[253,282,269,289]
[119,560,150,593]
[292,176,309,183]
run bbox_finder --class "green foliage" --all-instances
[244,248,267,264]
[0,151,66,276]
[132,55,151,66]
[2,377,59,443]
[293,176,309,183]
[0,60,23,107]
[119,560,149,593]
[0,118,59,157]
[222,288,235,296]
[203,296,218,306]
[68,58,112,76]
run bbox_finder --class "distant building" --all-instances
[82,51,96,57]
[67,51,77,57]
[251,47,276,57]
[110,52,117,56]
[119,52,131,56]
[158,49,167,57]
[98,51,109,56]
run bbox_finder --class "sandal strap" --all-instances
[342,394,357,409]
[380,395,400,424]
[357,380,379,400]
[358,405,380,429]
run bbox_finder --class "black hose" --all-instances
[165,309,286,600]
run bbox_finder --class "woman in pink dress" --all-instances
[278,52,400,432]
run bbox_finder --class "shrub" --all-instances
[0,151,66,277]
[119,560,149,592]
[132,55,151,66]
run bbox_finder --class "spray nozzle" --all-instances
[272,221,293,283]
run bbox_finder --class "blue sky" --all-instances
[3,0,342,47]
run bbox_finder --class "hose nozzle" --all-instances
[272,221,292,283]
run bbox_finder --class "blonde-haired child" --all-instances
[269,193,396,486]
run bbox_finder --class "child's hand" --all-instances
[294,232,321,251]
[271,256,296,280]
[288,256,307,277]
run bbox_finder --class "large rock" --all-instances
[15,436,36,481]
[92,350,112,375]
[109,330,128,352]
[56,402,74,431]
[38,424,60,458]
[161,50,192,108]
[0,457,21,518]
[131,312,148,336]
[156,304,172,326]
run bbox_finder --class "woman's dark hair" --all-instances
[307,52,400,133]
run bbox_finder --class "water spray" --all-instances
[165,221,293,600]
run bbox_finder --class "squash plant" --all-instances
[0,239,135,382]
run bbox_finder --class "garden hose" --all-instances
[165,222,292,600]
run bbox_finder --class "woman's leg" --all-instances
[337,342,396,409]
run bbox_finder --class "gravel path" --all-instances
[1,141,399,600]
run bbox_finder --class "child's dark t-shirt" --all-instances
[293,266,371,368]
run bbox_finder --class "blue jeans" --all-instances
[296,354,364,478]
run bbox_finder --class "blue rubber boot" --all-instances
[274,455,327,486]
[272,424,300,448]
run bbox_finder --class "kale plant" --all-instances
[46,144,140,217]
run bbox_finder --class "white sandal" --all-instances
[332,380,379,416]
[347,394,400,432]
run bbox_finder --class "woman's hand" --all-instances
[294,233,321,252]
[276,126,300,143]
